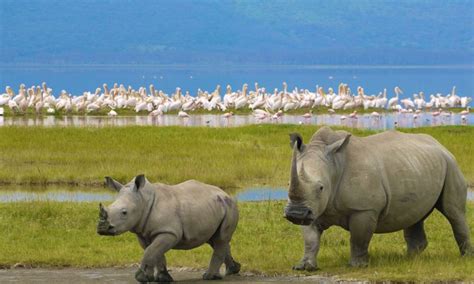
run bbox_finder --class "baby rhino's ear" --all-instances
[134,174,147,191]
[105,177,123,192]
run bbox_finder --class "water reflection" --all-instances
[0,112,471,130]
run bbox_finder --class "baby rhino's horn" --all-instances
[99,203,108,219]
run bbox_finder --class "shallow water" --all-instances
[0,186,288,203]
[0,186,472,203]
[0,112,471,130]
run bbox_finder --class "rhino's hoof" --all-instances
[349,258,368,268]
[225,261,241,275]
[292,261,318,272]
[203,272,223,280]
[156,270,174,282]
[407,241,428,256]
[135,267,154,283]
[462,247,474,257]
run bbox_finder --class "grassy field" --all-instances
[0,125,473,188]
[0,200,472,281]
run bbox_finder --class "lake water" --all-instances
[0,186,472,203]
[1,65,473,100]
[0,112,471,130]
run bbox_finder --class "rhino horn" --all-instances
[289,144,304,201]
[99,203,108,219]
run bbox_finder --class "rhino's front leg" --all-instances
[135,233,178,283]
[348,212,377,267]
[137,235,172,281]
[293,223,322,271]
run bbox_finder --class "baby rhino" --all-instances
[97,174,240,282]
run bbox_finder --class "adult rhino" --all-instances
[97,174,240,282]
[284,126,472,270]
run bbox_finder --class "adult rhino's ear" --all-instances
[105,177,123,192]
[134,174,147,191]
[289,133,305,152]
[325,133,351,155]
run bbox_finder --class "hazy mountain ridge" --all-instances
[1,0,472,65]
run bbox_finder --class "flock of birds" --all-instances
[0,82,471,123]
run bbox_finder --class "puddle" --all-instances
[235,188,287,201]
[0,186,288,203]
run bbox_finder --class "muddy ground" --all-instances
[0,267,358,283]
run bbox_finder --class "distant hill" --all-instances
[0,0,473,65]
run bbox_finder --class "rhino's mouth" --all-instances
[284,203,314,225]
[97,220,117,236]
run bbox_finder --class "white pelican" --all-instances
[349,110,358,119]
[432,109,441,117]
[253,108,271,120]
[178,111,190,118]
[370,111,380,118]
[222,112,234,118]
[8,99,19,112]
[149,108,163,117]
[388,86,402,109]
[302,110,312,119]
[460,107,470,115]
[86,102,100,112]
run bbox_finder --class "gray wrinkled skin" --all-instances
[97,175,240,282]
[284,126,472,270]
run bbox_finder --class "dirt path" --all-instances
[0,267,349,283]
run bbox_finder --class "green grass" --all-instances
[0,125,473,188]
[0,201,472,281]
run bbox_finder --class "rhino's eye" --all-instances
[319,186,324,191]
[121,210,127,216]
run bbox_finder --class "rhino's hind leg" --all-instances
[404,220,428,255]
[436,162,473,256]
[437,205,473,256]
[224,245,241,275]
[293,223,321,271]
[203,241,228,280]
